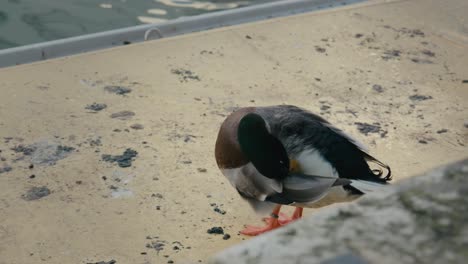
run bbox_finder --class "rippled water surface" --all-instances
[0,0,280,49]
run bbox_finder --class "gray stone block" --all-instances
[211,159,468,264]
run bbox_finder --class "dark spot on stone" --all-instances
[168,261,174,264]
[86,260,117,264]
[320,105,331,111]
[410,29,425,37]
[418,140,428,144]
[110,111,135,120]
[410,58,433,64]
[156,206,161,210]
[130,124,144,130]
[197,168,207,173]
[462,80,468,84]
[123,41,131,45]
[76,180,82,185]
[173,246,180,250]
[146,240,166,252]
[372,84,384,93]
[102,176,107,180]
[171,68,200,82]
[22,186,51,201]
[29,174,35,179]
[104,86,132,95]
[57,145,75,153]
[421,50,435,57]
[140,252,147,255]
[382,49,401,60]
[213,207,226,215]
[409,94,433,101]
[89,138,102,147]
[102,148,138,168]
[181,160,192,164]
[207,227,224,234]
[223,234,231,240]
[29,164,34,169]
[315,78,321,81]
[85,103,107,112]
[315,46,326,53]
[354,33,363,38]
[284,228,297,236]
[245,35,252,39]
[0,166,12,174]
[152,193,163,199]
[11,145,36,155]
[354,122,386,137]
[437,129,448,134]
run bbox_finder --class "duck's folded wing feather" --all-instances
[266,173,350,205]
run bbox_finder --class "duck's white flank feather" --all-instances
[295,148,338,178]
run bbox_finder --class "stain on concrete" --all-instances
[171,68,200,82]
[22,186,51,201]
[354,33,363,38]
[421,50,435,57]
[315,46,326,53]
[110,111,135,120]
[409,94,433,101]
[104,85,132,95]
[411,58,433,64]
[372,84,384,93]
[85,103,107,112]
[12,142,75,165]
[102,148,138,168]
[0,166,12,174]
[146,239,167,253]
[130,124,144,130]
[110,188,134,198]
[11,145,36,155]
[87,260,117,264]
[382,49,401,60]
[355,122,387,137]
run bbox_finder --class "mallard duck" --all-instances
[214,105,391,236]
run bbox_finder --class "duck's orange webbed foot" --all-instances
[240,217,281,236]
[240,205,283,236]
[262,207,303,225]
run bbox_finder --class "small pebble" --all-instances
[207,227,224,234]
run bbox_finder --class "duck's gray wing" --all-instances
[266,173,351,205]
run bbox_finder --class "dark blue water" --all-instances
[0,0,280,50]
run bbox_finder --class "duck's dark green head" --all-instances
[238,113,289,180]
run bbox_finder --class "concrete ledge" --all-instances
[211,159,468,264]
[0,0,364,68]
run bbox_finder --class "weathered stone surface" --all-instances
[211,159,468,264]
